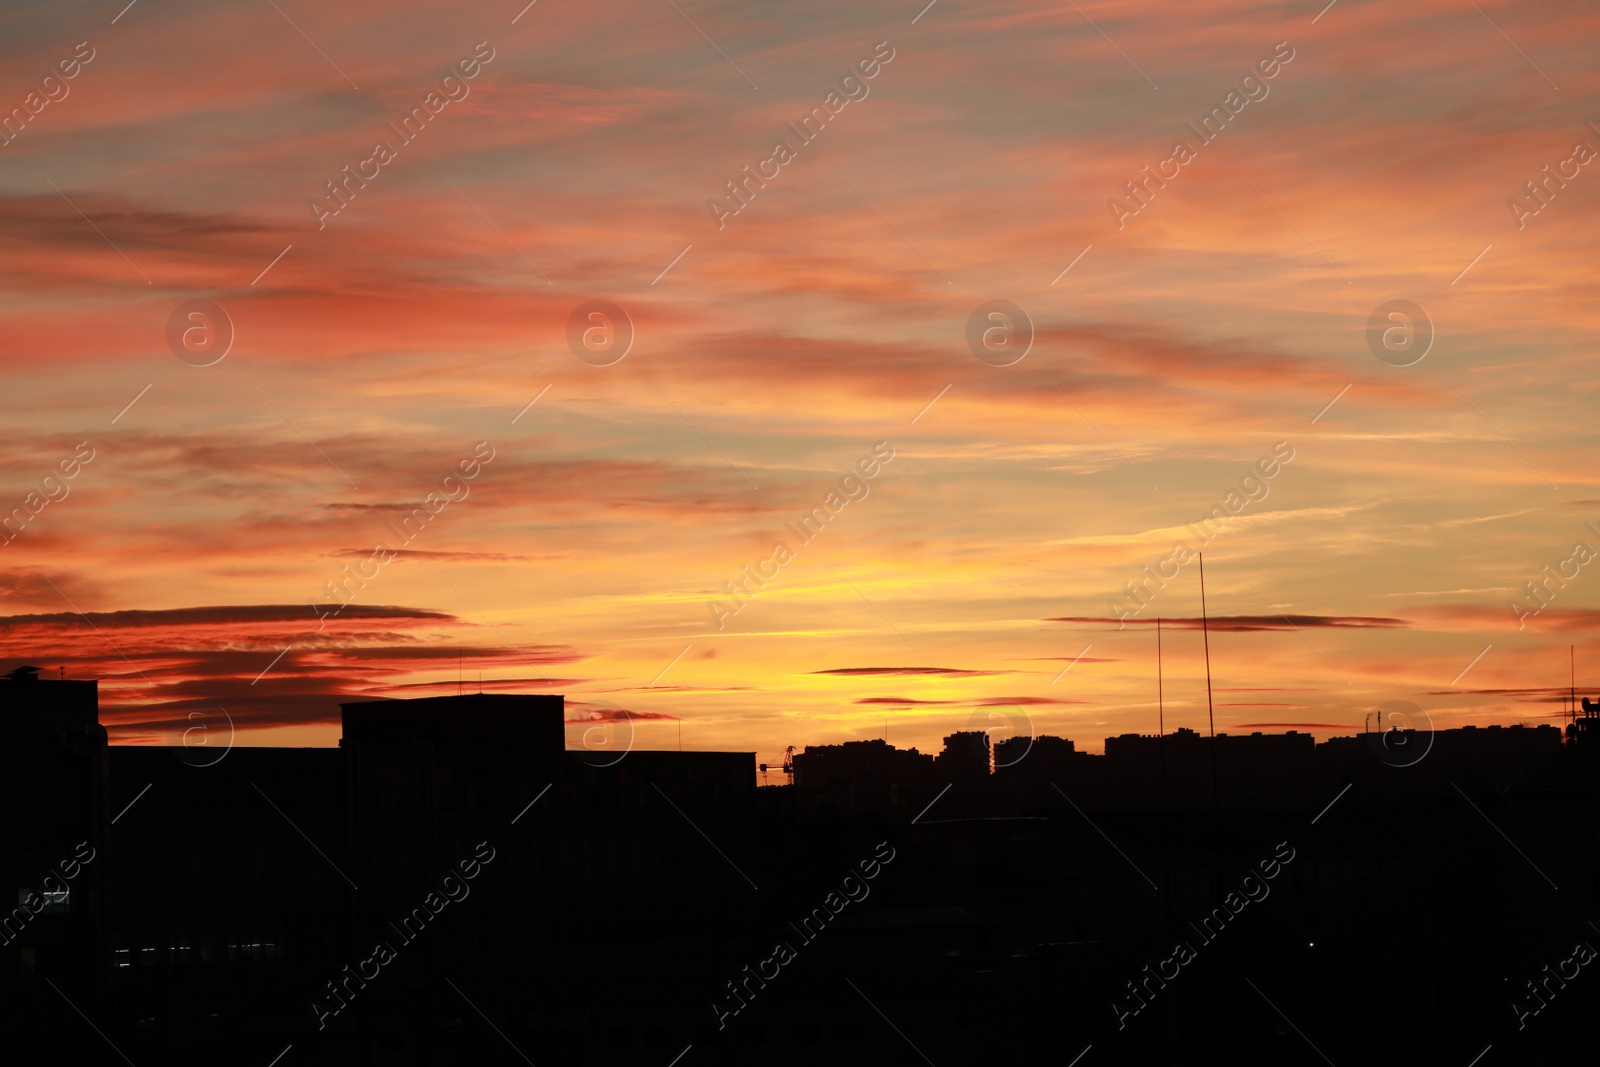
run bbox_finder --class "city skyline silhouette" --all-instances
[5,0,1600,1061]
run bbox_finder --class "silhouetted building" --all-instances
[11,665,1600,1064]
[790,738,937,819]
[1,666,108,1025]
[938,730,991,781]
[4,674,759,1065]
[340,692,565,750]
[1571,697,1600,753]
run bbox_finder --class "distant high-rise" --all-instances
[939,730,991,780]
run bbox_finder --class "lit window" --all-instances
[227,939,283,961]
[18,887,69,914]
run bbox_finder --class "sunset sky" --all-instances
[3,0,1598,771]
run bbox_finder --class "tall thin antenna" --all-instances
[1198,555,1218,745]
[1157,615,1173,1054]
[1571,644,1577,731]
[1157,618,1169,867]
[1157,616,1166,740]
[1198,553,1222,885]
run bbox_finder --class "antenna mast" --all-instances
[1198,553,1223,888]
[1157,617,1170,905]
[1198,555,1219,775]
[1157,615,1166,740]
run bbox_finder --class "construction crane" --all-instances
[782,745,796,785]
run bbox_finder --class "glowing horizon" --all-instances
[3,0,1599,769]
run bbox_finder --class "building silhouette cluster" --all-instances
[791,721,1569,820]
[6,665,1600,1064]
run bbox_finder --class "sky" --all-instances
[2,0,1599,771]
